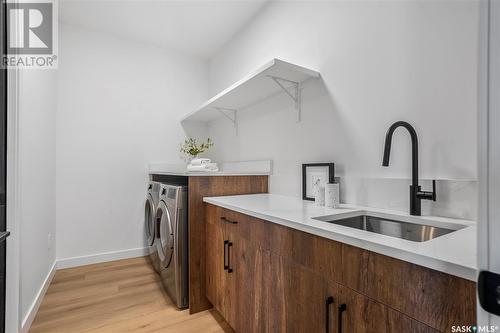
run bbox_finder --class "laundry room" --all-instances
[1,1,496,333]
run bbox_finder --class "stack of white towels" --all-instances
[187,158,219,172]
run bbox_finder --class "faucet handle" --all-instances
[417,180,437,202]
[431,180,437,201]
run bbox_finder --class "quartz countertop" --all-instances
[150,171,271,176]
[149,160,272,177]
[203,193,477,281]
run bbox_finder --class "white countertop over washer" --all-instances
[203,193,477,281]
[149,160,272,176]
[150,171,271,176]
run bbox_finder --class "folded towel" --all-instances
[187,163,219,172]
[190,158,211,166]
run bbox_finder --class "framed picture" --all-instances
[302,163,335,201]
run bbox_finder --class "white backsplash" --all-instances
[339,177,477,221]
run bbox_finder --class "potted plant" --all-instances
[180,138,214,161]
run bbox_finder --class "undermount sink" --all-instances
[312,215,467,242]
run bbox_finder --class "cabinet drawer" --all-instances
[387,308,439,333]
[219,207,343,283]
[218,208,271,249]
[341,244,369,293]
[366,252,476,331]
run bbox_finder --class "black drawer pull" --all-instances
[325,296,334,333]
[227,241,233,273]
[338,303,346,333]
[221,217,238,224]
[223,240,229,271]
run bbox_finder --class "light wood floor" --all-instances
[29,256,232,333]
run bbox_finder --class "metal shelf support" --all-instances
[214,107,238,135]
[268,75,301,122]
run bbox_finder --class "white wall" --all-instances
[56,24,208,263]
[18,68,57,327]
[207,1,479,219]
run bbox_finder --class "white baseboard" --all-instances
[19,247,148,333]
[21,260,57,333]
[56,247,149,270]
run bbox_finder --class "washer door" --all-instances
[144,194,155,246]
[156,201,174,268]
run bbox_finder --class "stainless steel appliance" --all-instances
[145,181,160,272]
[155,183,189,308]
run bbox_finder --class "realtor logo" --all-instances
[3,0,57,68]
[7,2,52,54]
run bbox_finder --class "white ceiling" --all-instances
[59,0,269,58]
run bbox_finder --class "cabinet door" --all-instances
[268,253,339,333]
[225,231,269,333]
[338,285,387,333]
[366,252,476,331]
[205,205,226,315]
[387,308,439,333]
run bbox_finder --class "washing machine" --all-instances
[155,183,189,308]
[145,181,161,272]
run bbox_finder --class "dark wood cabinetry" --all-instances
[205,204,226,313]
[366,252,476,331]
[226,233,268,333]
[338,284,387,333]
[387,308,439,333]
[268,253,339,333]
[205,205,269,332]
[204,204,476,333]
[189,176,268,314]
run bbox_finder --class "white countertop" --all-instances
[149,160,272,177]
[150,171,271,176]
[203,193,477,281]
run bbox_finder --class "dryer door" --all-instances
[144,194,155,246]
[156,200,174,268]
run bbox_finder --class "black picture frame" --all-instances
[302,163,335,201]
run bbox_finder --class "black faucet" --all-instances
[382,121,436,216]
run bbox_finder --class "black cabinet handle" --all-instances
[325,296,334,333]
[227,241,233,273]
[221,217,238,224]
[338,304,346,333]
[223,240,229,271]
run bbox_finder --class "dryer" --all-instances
[155,183,189,308]
[145,181,160,272]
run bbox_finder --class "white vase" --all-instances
[325,183,340,208]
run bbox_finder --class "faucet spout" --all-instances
[382,121,435,216]
[382,121,419,187]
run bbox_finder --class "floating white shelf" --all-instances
[180,59,321,128]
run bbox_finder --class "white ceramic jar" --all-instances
[325,183,340,208]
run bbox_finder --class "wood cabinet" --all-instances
[387,308,439,333]
[205,205,268,333]
[205,204,226,313]
[365,252,476,332]
[225,233,269,333]
[188,176,268,314]
[268,253,339,333]
[337,284,387,333]
[204,204,476,333]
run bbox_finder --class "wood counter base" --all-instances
[204,204,476,333]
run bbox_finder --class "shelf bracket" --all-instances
[268,75,301,122]
[214,107,238,135]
